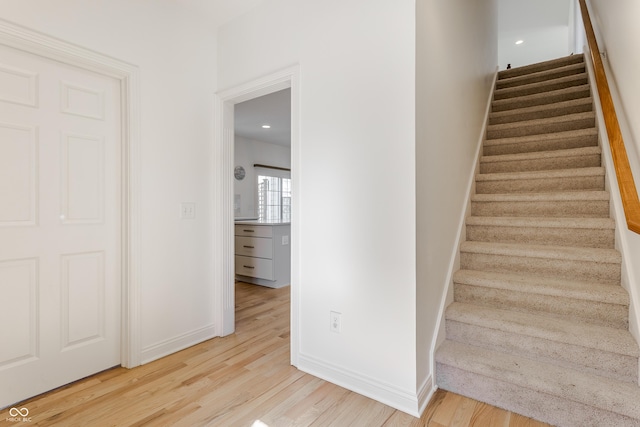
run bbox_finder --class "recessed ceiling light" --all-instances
[515,40,524,45]
[261,124,271,129]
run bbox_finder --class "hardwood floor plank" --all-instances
[10,282,551,426]
[449,395,478,427]
[430,392,464,426]
[469,402,510,427]
[508,412,532,427]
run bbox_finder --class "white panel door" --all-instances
[0,44,121,408]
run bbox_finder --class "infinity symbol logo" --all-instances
[9,407,29,417]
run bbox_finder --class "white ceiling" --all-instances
[177,0,265,27]
[499,0,571,33]
[234,89,292,147]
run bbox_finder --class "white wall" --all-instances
[0,1,218,362]
[498,0,572,69]
[415,0,498,394]
[499,26,570,69]
[219,0,418,413]
[234,137,291,219]
[587,0,640,344]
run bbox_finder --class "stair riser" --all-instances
[460,252,621,284]
[489,102,593,125]
[446,321,637,383]
[483,133,598,156]
[480,153,601,173]
[496,66,586,90]
[492,87,590,112]
[436,364,639,427]
[471,199,610,218]
[476,175,604,194]
[454,284,628,329]
[495,77,588,101]
[466,224,614,248]
[499,55,584,79]
[487,117,595,140]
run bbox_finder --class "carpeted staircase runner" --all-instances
[435,54,640,426]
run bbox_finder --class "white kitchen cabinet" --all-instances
[234,222,291,288]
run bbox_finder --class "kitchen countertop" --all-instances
[235,219,291,226]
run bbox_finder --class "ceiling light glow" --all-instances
[515,40,524,45]
[261,124,271,129]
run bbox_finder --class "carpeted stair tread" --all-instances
[460,241,621,284]
[453,269,629,329]
[465,215,615,248]
[498,54,585,80]
[471,190,610,203]
[481,146,601,164]
[470,191,610,218]
[453,269,628,306]
[489,97,593,125]
[460,241,620,264]
[445,302,639,357]
[436,340,640,421]
[494,73,588,101]
[483,128,598,156]
[486,111,595,139]
[480,146,601,173]
[491,84,591,112]
[477,166,604,181]
[466,215,614,230]
[496,62,586,90]
[475,167,605,193]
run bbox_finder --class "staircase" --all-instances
[435,54,640,426]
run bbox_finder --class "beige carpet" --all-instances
[435,54,640,427]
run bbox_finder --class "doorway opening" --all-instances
[214,66,300,366]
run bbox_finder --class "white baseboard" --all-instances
[140,324,216,365]
[429,66,499,387]
[417,375,437,415]
[297,352,421,417]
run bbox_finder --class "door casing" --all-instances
[214,66,300,366]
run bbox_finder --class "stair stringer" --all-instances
[427,67,499,394]
[584,44,640,366]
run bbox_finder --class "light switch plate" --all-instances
[180,202,196,219]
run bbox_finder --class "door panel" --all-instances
[0,258,38,368]
[0,122,37,226]
[0,43,121,408]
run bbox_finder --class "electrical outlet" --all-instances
[282,235,289,245]
[180,202,196,219]
[330,311,341,333]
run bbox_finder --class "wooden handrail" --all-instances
[579,0,640,234]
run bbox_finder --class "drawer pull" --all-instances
[243,229,255,233]
[243,265,255,269]
[243,245,255,249]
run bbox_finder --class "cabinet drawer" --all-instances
[235,224,273,238]
[235,255,274,280]
[235,236,273,258]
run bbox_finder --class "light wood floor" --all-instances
[10,282,552,426]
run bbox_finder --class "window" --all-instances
[257,168,291,222]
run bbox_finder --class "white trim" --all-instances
[0,18,142,368]
[417,376,437,416]
[214,66,301,366]
[297,352,421,417]
[583,45,640,349]
[140,324,216,365]
[429,67,499,389]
